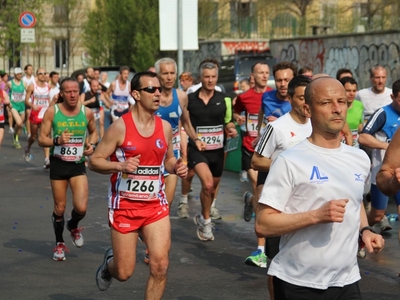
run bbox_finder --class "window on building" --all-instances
[54,39,68,69]
[53,3,68,23]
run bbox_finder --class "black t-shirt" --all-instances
[84,91,100,109]
[187,89,233,148]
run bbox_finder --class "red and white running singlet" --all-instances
[29,82,50,124]
[108,113,168,209]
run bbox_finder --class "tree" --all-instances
[83,0,161,71]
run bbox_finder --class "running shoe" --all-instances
[372,215,392,234]
[96,248,113,291]
[245,249,267,268]
[23,148,33,162]
[210,206,222,220]
[43,158,50,169]
[240,170,249,182]
[177,202,189,218]
[193,214,214,241]
[144,249,149,265]
[243,191,253,222]
[67,227,84,248]
[53,242,69,261]
[12,139,21,149]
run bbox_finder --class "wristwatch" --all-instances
[359,226,375,239]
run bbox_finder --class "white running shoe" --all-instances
[68,227,84,248]
[210,206,222,220]
[372,215,392,234]
[177,203,189,218]
[194,214,214,241]
[53,242,68,261]
[23,149,33,162]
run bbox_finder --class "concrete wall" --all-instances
[270,30,400,89]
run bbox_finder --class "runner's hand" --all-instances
[194,139,207,151]
[227,127,238,138]
[266,115,277,123]
[316,199,348,223]
[83,143,95,156]
[59,129,72,144]
[362,230,385,254]
[236,115,245,125]
[174,157,188,178]
[120,155,141,173]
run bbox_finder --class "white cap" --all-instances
[14,67,23,74]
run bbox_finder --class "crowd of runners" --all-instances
[1,58,399,300]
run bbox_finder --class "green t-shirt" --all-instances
[10,80,25,103]
[346,99,364,131]
[51,104,88,163]
[346,99,364,148]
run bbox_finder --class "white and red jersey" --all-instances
[108,113,168,209]
[31,82,50,120]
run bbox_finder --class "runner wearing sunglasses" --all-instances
[90,71,188,297]
[24,68,52,169]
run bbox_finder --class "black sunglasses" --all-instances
[137,86,162,93]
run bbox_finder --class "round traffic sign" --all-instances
[19,11,36,28]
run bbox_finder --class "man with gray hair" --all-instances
[185,61,237,241]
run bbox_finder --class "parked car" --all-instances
[218,53,277,97]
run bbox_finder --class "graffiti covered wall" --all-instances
[270,30,400,88]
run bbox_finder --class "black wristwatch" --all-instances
[359,226,375,239]
[90,143,97,150]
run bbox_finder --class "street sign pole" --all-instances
[19,11,36,68]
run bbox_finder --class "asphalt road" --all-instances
[1,130,400,300]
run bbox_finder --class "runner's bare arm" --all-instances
[89,119,132,174]
[163,119,188,178]
[359,132,388,150]
[25,84,35,110]
[83,108,99,157]
[251,152,272,172]
[177,90,205,150]
[38,106,56,147]
[257,108,264,136]
[376,128,400,196]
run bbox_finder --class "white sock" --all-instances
[257,246,265,252]
[211,198,216,208]
[180,194,188,204]
[203,218,211,225]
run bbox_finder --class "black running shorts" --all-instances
[50,156,86,180]
[188,146,225,178]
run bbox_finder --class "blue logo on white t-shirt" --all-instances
[354,173,363,182]
[310,166,329,184]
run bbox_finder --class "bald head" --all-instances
[311,73,331,81]
[305,77,345,106]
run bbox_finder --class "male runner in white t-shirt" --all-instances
[356,65,392,122]
[256,77,384,299]
[251,75,311,298]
